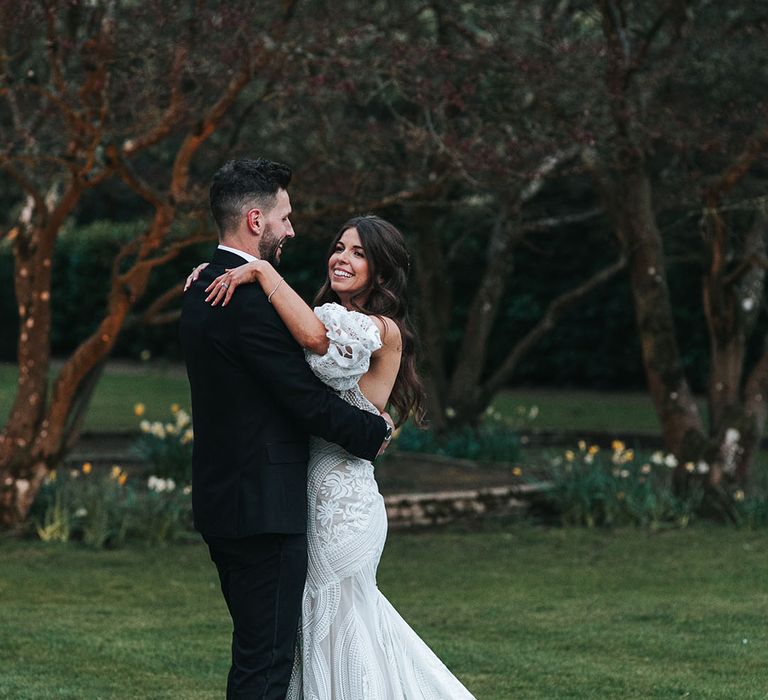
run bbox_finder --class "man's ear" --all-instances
[246,208,262,234]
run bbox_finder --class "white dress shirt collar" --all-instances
[217,244,258,263]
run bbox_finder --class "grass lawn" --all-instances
[494,389,681,434]
[0,360,676,435]
[0,362,191,432]
[2,525,767,699]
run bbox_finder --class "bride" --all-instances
[199,214,475,699]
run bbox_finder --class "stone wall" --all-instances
[384,483,545,528]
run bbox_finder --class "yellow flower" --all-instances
[577,440,586,452]
[623,449,634,462]
[640,463,651,474]
[611,440,625,453]
[48,469,57,483]
[171,403,181,414]
[734,489,745,502]
[82,462,92,475]
[684,462,695,473]
[564,450,575,462]
[118,473,128,486]
[512,466,522,477]
[111,465,122,480]
[134,403,146,417]
[588,445,599,456]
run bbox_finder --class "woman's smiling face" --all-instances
[327,227,371,306]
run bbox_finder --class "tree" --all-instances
[0,1,296,529]
[581,0,768,489]
[251,1,628,431]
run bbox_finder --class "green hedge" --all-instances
[0,216,751,391]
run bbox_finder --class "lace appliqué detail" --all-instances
[305,303,382,391]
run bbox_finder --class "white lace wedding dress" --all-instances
[287,303,476,700]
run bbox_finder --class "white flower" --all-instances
[528,405,539,419]
[664,454,678,468]
[182,485,192,495]
[641,463,652,474]
[725,428,740,445]
[139,420,151,433]
[742,297,755,312]
[148,475,168,493]
[181,429,194,445]
[584,454,594,464]
[650,451,664,465]
[175,410,191,428]
[150,422,166,439]
[166,478,176,492]
[619,469,630,478]
[75,508,88,518]
[696,461,710,475]
[445,407,456,419]
[165,423,177,435]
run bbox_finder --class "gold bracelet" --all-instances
[267,277,285,303]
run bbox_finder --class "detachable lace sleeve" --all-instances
[305,303,382,390]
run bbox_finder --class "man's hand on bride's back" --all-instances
[376,412,395,457]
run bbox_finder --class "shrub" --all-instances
[537,441,704,529]
[132,404,194,483]
[394,407,524,463]
[30,462,192,548]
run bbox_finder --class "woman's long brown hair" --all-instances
[313,215,426,428]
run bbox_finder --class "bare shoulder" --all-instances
[370,315,402,350]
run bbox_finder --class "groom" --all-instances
[180,158,393,699]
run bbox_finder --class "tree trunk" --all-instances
[412,213,453,431]
[614,167,707,458]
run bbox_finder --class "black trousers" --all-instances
[204,532,307,700]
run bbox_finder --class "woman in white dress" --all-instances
[203,215,476,699]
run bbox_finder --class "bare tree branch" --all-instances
[482,254,628,399]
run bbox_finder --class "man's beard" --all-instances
[259,225,283,266]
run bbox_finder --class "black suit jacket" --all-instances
[180,248,387,537]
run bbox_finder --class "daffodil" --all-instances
[111,465,122,479]
[171,403,181,414]
[611,440,625,453]
[512,467,522,477]
[82,462,92,475]
[577,440,586,452]
[564,450,575,462]
[134,403,146,417]
[118,473,127,486]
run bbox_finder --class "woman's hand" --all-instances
[205,260,267,306]
[183,263,209,292]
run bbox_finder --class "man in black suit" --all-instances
[180,158,392,699]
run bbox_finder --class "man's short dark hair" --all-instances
[209,158,292,235]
